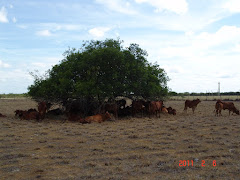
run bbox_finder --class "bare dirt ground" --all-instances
[0,99,239,179]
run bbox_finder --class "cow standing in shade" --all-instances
[38,102,47,120]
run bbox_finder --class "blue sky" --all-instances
[0,0,240,93]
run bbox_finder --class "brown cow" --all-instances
[20,111,40,120]
[167,107,177,115]
[132,100,145,117]
[67,112,86,123]
[215,101,223,116]
[148,101,158,118]
[184,99,201,113]
[148,101,163,118]
[84,112,111,123]
[156,100,163,114]
[162,106,168,113]
[217,100,239,116]
[38,102,47,120]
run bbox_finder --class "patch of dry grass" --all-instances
[0,99,239,179]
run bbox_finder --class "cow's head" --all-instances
[105,111,112,120]
[234,109,240,115]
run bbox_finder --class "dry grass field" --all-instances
[0,99,239,179]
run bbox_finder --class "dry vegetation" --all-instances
[0,99,239,179]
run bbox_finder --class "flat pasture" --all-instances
[0,99,239,179]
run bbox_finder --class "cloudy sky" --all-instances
[0,0,240,93]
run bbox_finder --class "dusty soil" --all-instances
[0,99,239,179]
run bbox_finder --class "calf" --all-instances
[85,112,111,123]
[161,106,168,113]
[167,107,177,115]
[184,99,201,113]
[67,112,86,123]
[20,111,40,120]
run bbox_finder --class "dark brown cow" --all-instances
[38,102,47,119]
[47,108,63,116]
[217,100,239,116]
[15,109,36,117]
[15,110,24,117]
[184,99,201,113]
[84,112,111,123]
[132,100,145,117]
[20,111,40,120]
[67,112,86,123]
[167,107,176,115]
[117,99,126,109]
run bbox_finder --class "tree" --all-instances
[28,38,169,103]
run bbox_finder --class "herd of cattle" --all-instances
[0,98,239,123]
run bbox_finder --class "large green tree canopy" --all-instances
[28,39,169,103]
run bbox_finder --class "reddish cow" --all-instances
[84,112,111,123]
[217,100,239,116]
[215,101,223,116]
[148,101,163,118]
[38,102,47,120]
[184,99,201,113]
[148,101,158,118]
[162,106,168,113]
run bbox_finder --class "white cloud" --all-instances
[0,60,10,68]
[88,27,111,38]
[36,30,52,37]
[95,0,137,14]
[157,25,240,60]
[223,0,240,13]
[193,26,240,49]
[163,65,183,74]
[135,0,188,14]
[0,6,8,23]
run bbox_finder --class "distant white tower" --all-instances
[218,82,220,97]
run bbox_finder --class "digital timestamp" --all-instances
[179,160,217,167]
